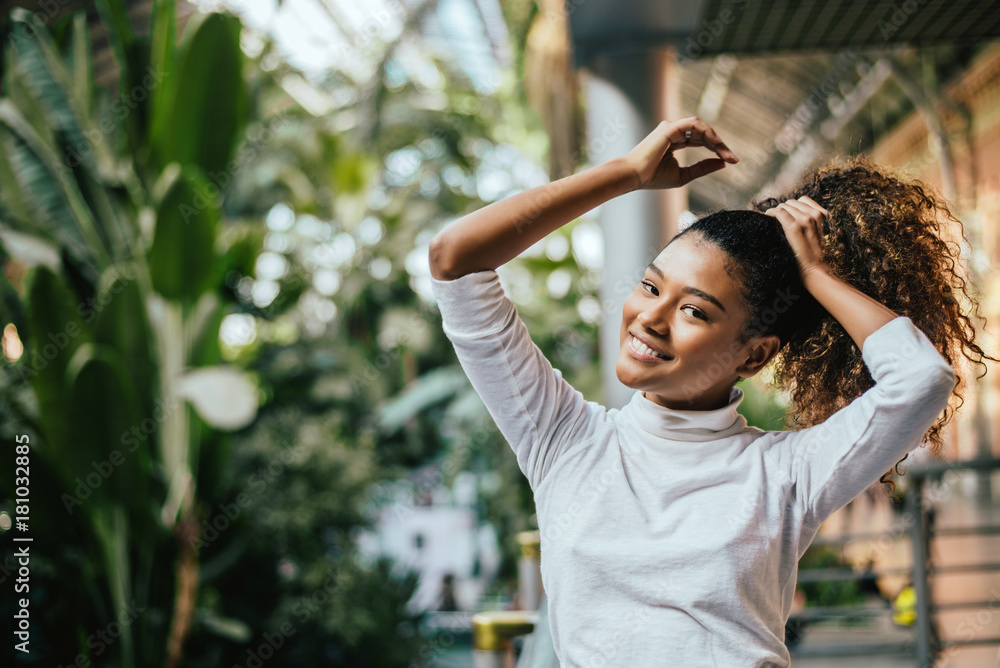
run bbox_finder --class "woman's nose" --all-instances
[637,308,670,338]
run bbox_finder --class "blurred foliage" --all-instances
[798,545,866,609]
[0,1,423,665]
[205,0,585,597]
[0,2,262,665]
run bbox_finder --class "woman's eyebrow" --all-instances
[682,286,726,312]
[645,261,727,313]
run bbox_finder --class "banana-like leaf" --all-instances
[4,9,100,174]
[94,263,158,423]
[92,506,136,668]
[95,0,135,96]
[69,13,94,114]
[2,22,57,151]
[22,266,93,470]
[67,346,149,516]
[147,166,219,301]
[150,12,249,179]
[149,0,176,140]
[0,99,110,267]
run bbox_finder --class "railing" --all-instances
[790,457,1000,665]
[471,531,542,668]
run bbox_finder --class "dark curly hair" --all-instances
[675,155,996,492]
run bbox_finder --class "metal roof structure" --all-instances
[568,1,1000,212]
[570,0,1000,61]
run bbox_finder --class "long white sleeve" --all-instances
[429,270,608,490]
[766,316,955,528]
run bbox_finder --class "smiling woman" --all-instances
[425,117,993,667]
[617,232,766,411]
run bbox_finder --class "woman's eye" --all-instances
[641,280,658,296]
[682,305,707,321]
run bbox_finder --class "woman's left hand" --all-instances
[764,196,832,279]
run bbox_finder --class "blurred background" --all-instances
[0,0,998,666]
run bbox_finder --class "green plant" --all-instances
[0,2,258,665]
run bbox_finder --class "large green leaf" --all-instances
[94,263,158,421]
[68,13,94,114]
[0,100,110,267]
[3,22,57,151]
[147,166,220,301]
[148,0,176,136]
[149,12,249,179]
[67,347,148,511]
[22,265,93,459]
[4,9,80,158]
[3,9,115,178]
[95,0,135,97]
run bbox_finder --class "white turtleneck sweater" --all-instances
[429,269,954,668]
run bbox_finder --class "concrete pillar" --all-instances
[582,48,687,409]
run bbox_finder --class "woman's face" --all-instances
[616,233,775,411]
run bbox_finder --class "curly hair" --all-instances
[680,155,996,492]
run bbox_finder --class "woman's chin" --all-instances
[614,362,648,390]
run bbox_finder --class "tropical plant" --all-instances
[0,2,261,665]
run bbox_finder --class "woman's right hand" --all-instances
[624,117,738,191]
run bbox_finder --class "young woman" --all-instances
[427,117,991,666]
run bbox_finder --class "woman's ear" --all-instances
[736,334,781,378]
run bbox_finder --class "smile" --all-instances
[627,334,672,362]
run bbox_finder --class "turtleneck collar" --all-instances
[623,386,749,442]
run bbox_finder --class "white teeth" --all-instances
[631,335,667,360]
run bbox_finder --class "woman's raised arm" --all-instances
[429,117,739,280]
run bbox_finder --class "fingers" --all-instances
[766,198,827,228]
[665,117,739,164]
[784,198,828,238]
[764,203,798,229]
[678,158,726,185]
[765,198,828,271]
[797,195,828,217]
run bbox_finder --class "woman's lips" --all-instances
[627,334,671,362]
